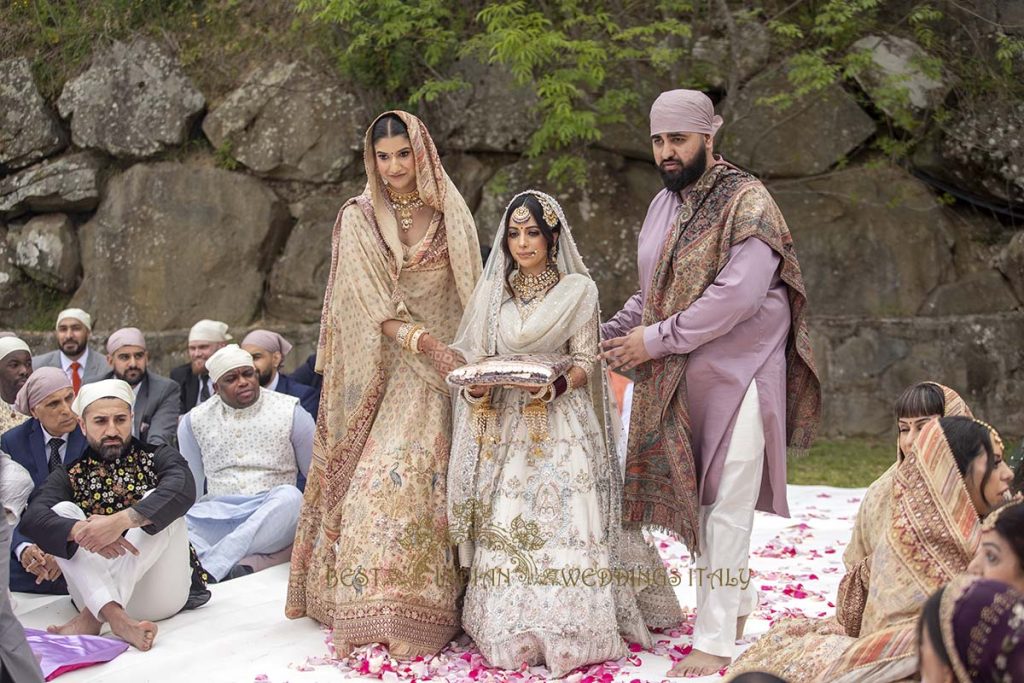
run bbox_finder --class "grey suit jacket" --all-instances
[131,371,181,447]
[32,348,111,384]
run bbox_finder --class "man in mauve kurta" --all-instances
[601,89,821,677]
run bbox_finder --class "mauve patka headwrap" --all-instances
[650,89,723,137]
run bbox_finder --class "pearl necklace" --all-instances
[384,184,425,232]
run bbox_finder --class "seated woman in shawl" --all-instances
[917,575,1024,683]
[843,383,967,574]
[838,382,970,635]
[728,416,1015,683]
[286,111,481,659]
[447,191,681,677]
[968,500,1024,593]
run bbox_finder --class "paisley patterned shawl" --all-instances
[287,111,481,617]
[622,163,820,551]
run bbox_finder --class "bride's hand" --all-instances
[467,385,490,399]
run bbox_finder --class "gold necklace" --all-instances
[384,184,425,232]
[511,265,559,304]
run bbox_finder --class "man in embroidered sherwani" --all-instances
[0,336,32,435]
[177,345,313,582]
[600,89,821,677]
[20,380,197,652]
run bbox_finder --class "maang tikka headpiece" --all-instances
[509,194,559,229]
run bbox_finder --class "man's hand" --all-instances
[599,326,653,371]
[73,512,137,556]
[21,544,62,583]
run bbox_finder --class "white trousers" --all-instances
[52,502,190,622]
[692,379,765,658]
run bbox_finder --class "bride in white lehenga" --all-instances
[448,190,681,677]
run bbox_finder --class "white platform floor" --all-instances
[13,484,864,682]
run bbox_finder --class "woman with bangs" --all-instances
[728,415,1014,682]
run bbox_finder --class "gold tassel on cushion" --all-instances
[523,398,549,459]
[472,394,498,460]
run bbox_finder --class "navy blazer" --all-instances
[2,419,87,593]
[289,353,323,392]
[277,373,319,420]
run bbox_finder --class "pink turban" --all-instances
[650,89,723,137]
[106,327,147,354]
[241,330,293,358]
[14,367,72,416]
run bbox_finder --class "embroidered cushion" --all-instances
[447,354,572,388]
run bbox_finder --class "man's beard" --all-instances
[91,437,130,462]
[191,358,207,376]
[115,368,145,386]
[258,367,274,387]
[61,339,85,357]
[659,146,707,193]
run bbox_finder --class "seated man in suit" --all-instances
[32,309,110,393]
[104,328,179,447]
[0,336,32,435]
[169,319,231,414]
[2,368,88,593]
[20,380,199,652]
[240,329,318,419]
[177,345,312,581]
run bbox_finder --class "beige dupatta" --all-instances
[837,383,973,635]
[729,417,982,683]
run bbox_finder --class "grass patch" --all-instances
[788,438,894,488]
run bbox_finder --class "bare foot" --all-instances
[104,607,158,651]
[736,613,750,640]
[47,609,102,636]
[667,649,731,678]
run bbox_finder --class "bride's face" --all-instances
[507,212,550,274]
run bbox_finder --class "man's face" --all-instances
[214,365,259,409]
[188,340,225,376]
[80,398,133,461]
[108,345,148,386]
[241,345,281,387]
[30,387,77,437]
[652,132,712,192]
[0,351,31,403]
[56,319,89,358]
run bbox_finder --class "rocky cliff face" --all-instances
[2,24,1023,438]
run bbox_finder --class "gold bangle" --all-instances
[396,322,413,349]
[409,327,427,354]
[404,324,424,352]
[531,383,555,403]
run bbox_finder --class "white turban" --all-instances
[0,336,30,361]
[56,308,92,331]
[188,319,232,343]
[205,344,254,384]
[71,379,135,417]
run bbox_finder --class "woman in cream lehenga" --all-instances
[286,111,481,659]
[447,191,681,677]
[728,408,1015,683]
